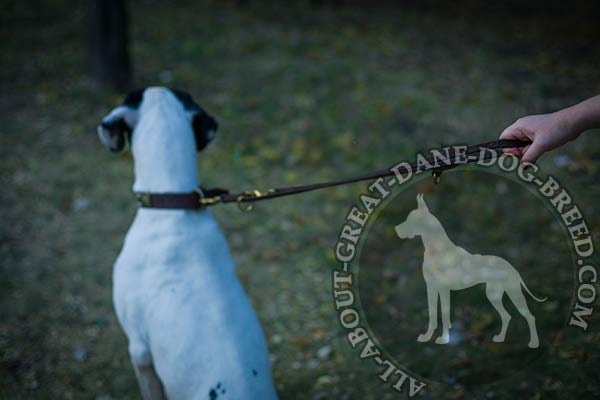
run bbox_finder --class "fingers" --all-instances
[500,122,527,141]
[500,124,531,156]
[499,115,551,165]
[521,142,545,164]
[501,137,545,165]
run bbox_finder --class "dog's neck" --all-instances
[131,102,200,193]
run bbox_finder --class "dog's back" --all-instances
[114,209,277,398]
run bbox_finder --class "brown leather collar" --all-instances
[133,139,531,211]
[135,188,229,209]
[136,190,203,209]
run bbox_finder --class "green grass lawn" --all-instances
[1,1,599,398]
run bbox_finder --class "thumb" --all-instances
[521,141,545,164]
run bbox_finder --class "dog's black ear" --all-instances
[122,88,145,108]
[97,114,129,152]
[97,89,144,152]
[170,88,218,151]
[97,106,133,152]
[192,110,218,151]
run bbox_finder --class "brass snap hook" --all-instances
[199,196,222,206]
[195,187,222,207]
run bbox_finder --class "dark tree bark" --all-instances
[87,0,132,90]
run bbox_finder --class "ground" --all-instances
[1,1,599,399]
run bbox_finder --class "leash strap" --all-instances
[135,139,531,211]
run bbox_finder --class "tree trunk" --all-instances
[87,0,132,90]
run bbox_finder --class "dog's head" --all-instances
[395,194,430,239]
[97,86,218,153]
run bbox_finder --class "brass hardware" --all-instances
[199,196,222,206]
[432,170,442,185]
[237,190,262,212]
[194,187,205,204]
[195,187,222,207]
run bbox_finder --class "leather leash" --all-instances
[135,139,531,211]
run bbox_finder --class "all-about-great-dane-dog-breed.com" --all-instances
[395,194,547,349]
[98,87,278,399]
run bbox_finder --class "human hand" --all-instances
[499,112,580,164]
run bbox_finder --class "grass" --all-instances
[1,0,599,398]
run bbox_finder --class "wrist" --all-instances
[559,95,600,137]
[552,108,584,141]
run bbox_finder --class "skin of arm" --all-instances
[500,95,600,164]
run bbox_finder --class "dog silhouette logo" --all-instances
[395,194,547,348]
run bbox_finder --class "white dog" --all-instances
[395,194,546,348]
[98,87,278,399]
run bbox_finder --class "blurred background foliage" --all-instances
[1,0,599,398]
